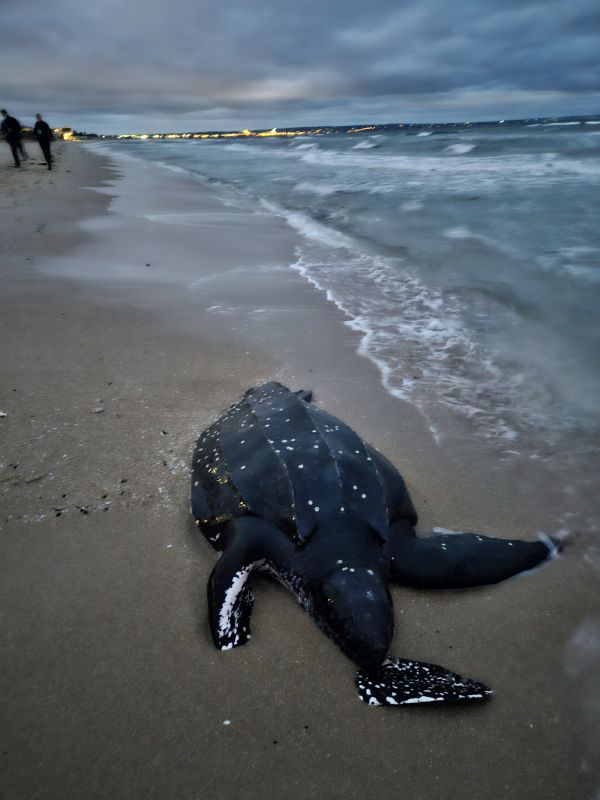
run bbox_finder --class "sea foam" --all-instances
[444,143,476,155]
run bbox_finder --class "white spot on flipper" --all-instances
[223,720,231,726]
[402,696,438,704]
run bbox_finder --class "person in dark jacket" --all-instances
[34,113,54,170]
[1,109,23,167]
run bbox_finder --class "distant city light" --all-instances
[115,126,326,140]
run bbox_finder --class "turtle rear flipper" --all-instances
[389,528,560,589]
[356,657,492,707]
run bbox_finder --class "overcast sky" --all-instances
[2,0,599,133]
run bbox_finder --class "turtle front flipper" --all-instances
[356,658,492,707]
[208,555,259,651]
[389,525,560,590]
[207,516,294,651]
[294,388,313,402]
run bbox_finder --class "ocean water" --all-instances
[101,122,600,474]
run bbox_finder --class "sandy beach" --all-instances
[1,143,598,799]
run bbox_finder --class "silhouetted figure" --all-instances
[1,109,23,167]
[17,138,29,160]
[34,114,54,170]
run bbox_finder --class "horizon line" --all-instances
[65,111,600,138]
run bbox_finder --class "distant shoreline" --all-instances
[54,111,600,141]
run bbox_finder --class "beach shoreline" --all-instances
[1,143,598,799]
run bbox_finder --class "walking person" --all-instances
[34,113,54,170]
[1,109,23,167]
[17,137,29,161]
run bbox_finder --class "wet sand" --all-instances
[1,143,598,799]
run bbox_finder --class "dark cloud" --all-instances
[1,0,599,132]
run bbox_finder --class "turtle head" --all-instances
[305,514,393,669]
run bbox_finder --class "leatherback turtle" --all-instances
[191,382,558,706]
